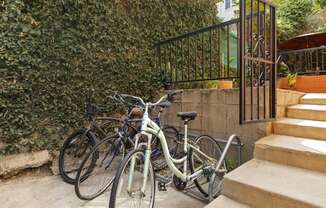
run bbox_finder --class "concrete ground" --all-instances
[0,175,206,208]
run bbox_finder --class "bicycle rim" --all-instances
[109,149,155,208]
[59,129,96,184]
[75,135,125,200]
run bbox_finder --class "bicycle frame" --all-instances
[127,103,217,195]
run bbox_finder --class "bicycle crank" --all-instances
[172,174,187,191]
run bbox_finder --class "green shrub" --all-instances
[276,0,313,41]
[0,0,218,154]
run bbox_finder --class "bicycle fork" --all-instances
[127,134,152,196]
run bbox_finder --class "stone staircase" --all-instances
[209,93,326,208]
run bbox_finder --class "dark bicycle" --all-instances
[58,90,129,184]
[74,93,180,200]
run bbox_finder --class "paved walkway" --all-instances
[0,175,205,208]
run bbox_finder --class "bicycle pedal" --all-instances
[158,182,167,192]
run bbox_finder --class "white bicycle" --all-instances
[109,90,238,208]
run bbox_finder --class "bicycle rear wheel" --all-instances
[75,135,125,200]
[109,149,155,208]
[189,135,227,198]
[59,129,96,184]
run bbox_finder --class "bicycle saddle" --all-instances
[177,111,197,121]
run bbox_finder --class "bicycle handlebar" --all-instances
[148,90,183,107]
[109,89,183,110]
[120,94,146,107]
[167,90,183,102]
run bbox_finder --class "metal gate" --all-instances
[239,0,277,124]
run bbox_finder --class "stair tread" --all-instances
[274,118,326,128]
[225,159,326,206]
[288,104,326,111]
[301,93,326,104]
[257,134,326,155]
[206,196,250,208]
[301,93,326,100]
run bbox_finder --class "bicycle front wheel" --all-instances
[189,135,227,198]
[109,149,155,208]
[59,128,96,184]
[75,135,125,200]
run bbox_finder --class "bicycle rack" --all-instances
[155,131,243,202]
[215,134,242,172]
[177,131,244,168]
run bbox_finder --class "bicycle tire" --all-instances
[75,135,124,200]
[109,148,156,208]
[58,128,96,184]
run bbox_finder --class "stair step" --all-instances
[206,196,250,208]
[255,134,326,173]
[223,159,326,208]
[273,118,326,141]
[300,93,326,105]
[287,104,326,121]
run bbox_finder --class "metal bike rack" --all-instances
[155,132,243,202]
[178,132,244,168]
[214,134,242,172]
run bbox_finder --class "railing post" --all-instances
[271,6,277,119]
[239,0,246,124]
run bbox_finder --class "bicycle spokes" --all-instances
[112,150,154,208]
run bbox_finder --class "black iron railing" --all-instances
[155,0,277,125]
[239,0,277,124]
[278,46,326,76]
[155,19,240,84]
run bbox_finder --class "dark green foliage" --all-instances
[318,0,326,8]
[0,0,218,154]
[277,0,313,41]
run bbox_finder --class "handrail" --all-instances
[155,19,240,46]
[278,45,326,76]
[279,45,326,55]
[155,18,240,84]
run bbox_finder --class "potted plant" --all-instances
[287,72,297,89]
[218,80,233,89]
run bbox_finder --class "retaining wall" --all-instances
[161,88,304,162]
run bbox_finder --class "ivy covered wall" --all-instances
[0,0,219,154]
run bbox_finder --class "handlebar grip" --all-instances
[167,89,183,101]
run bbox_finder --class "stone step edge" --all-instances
[223,176,316,208]
[0,150,52,179]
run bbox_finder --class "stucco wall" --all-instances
[161,88,304,162]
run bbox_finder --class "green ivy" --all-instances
[0,0,219,155]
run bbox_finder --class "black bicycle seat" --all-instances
[177,111,197,121]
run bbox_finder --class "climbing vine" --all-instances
[0,0,218,154]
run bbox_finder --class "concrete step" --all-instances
[206,196,250,208]
[223,159,326,208]
[287,104,326,121]
[255,134,326,173]
[273,118,326,141]
[300,93,326,105]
